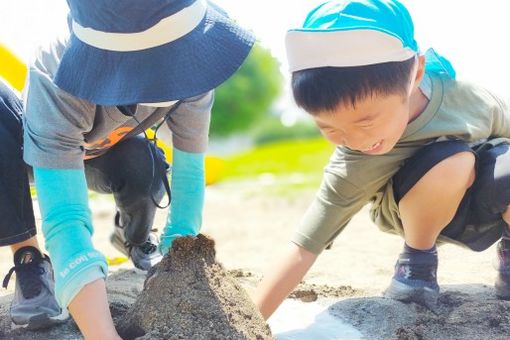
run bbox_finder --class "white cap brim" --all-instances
[286,29,416,72]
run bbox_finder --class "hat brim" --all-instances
[54,3,255,105]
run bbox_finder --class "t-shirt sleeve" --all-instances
[166,91,213,153]
[23,39,95,169]
[489,91,510,138]
[292,171,369,254]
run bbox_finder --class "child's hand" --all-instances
[253,243,318,320]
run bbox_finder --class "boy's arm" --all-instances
[68,279,119,339]
[33,168,115,337]
[252,243,318,320]
[159,148,205,254]
[158,91,213,253]
[252,165,372,318]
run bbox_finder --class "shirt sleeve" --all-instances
[489,91,510,138]
[165,91,213,153]
[291,144,406,255]
[292,171,369,254]
[23,39,95,169]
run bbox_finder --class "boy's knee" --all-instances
[429,151,476,190]
[403,151,476,200]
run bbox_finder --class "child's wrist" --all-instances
[58,258,107,308]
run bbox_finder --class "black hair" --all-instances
[291,57,416,115]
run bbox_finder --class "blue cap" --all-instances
[286,0,455,78]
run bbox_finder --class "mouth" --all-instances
[361,140,383,153]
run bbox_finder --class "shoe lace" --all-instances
[139,240,157,255]
[400,262,436,282]
[2,259,46,299]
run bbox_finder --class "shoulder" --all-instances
[438,75,502,109]
[173,90,214,116]
[180,90,214,107]
[31,35,69,79]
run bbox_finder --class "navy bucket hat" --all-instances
[54,0,256,105]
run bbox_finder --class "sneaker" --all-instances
[2,246,69,330]
[110,213,162,271]
[495,240,510,299]
[384,249,440,307]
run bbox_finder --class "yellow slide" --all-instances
[0,43,224,185]
[0,43,27,92]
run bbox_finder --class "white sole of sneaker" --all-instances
[384,278,440,310]
[11,308,70,331]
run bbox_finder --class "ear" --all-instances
[412,54,426,90]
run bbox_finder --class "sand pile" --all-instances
[117,234,273,340]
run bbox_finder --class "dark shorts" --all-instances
[0,82,37,246]
[393,139,510,251]
[0,81,169,246]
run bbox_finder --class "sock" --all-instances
[404,243,437,255]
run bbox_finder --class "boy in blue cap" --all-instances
[253,0,510,319]
[19,0,254,337]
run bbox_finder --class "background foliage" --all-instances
[210,43,283,137]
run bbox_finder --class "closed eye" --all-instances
[356,121,374,129]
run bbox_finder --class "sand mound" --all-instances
[329,284,510,340]
[117,234,273,340]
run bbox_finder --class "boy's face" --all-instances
[312,55,425,155]
[313,93,411,155]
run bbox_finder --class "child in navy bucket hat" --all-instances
[19,0,254,337]
[253,0,510,319]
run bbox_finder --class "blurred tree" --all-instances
[210,43,283,137]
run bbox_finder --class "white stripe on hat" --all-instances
[72,0,207,52]
[286,29,416,72]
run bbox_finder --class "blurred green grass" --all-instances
[220,137,335,194]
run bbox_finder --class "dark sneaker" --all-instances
[384,249,440,307]
[495,240,510,299]
[110,213,162,271]
[2,246,69,330]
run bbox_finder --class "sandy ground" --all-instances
[0,179,507,339]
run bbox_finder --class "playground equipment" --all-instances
[0,43,27,92]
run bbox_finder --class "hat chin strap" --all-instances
[72,0,207,52]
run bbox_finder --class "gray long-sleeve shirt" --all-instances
[23,37,213,169]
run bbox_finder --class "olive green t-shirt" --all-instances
[294,74,510,254]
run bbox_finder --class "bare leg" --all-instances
[10,236,40,254]
[398,152,476,249]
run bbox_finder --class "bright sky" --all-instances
[0,1,508,118]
